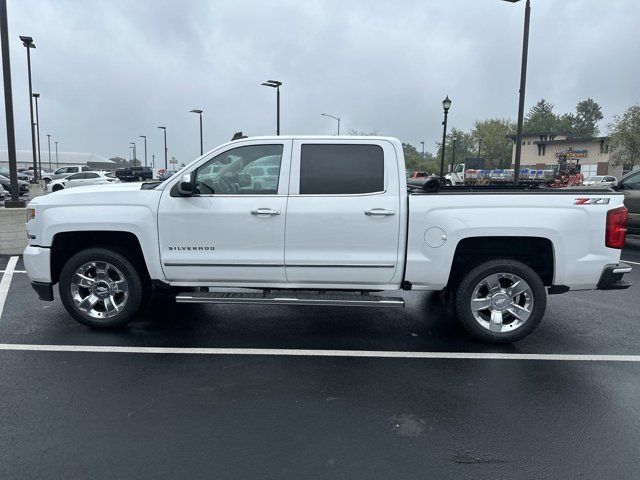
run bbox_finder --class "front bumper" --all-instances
[23,245,52,283]
[597,263,632,290]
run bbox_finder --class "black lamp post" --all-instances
[190,109,204,155]
[139,135,147,167]
[439,96,452,182]
[46,134,51,170]
[452,138,457,170]
[420,141,425,159]
[503,0,531,183]
[157,126,167,169]
[321,113,340,135]
[0,0,23,207]
[33,92,42,175]
[20,35,38,181]
[261,80,282,135]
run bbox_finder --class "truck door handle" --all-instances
[251,208,281,216]
[365,208,396,216]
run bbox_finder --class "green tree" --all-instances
[609,104,640,168]
[435,128,475,173]
[403,143,437,173]
[471,118,516,168]
[573,98,603,137]
[524,99,558,132]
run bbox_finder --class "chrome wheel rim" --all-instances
[70,261,129,319]
[470,273,533,333]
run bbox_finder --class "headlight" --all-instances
[26,207,36,222]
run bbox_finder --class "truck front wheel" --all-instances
[454,259,546,343]
[59,248,144,328]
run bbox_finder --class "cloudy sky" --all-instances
[1,0,639,164]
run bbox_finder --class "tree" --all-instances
[109,156,129,167]
[435,128,475,173]
[524,99,558,132]
[609,104,640,168]
[471,118,516,168]
[573,98,603,137]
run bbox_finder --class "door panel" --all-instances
[284,140,401,286]
[157,140,292,284]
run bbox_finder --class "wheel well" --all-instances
[448,237,555,288]
[51,231,150,284]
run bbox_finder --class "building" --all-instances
[508,132,623,178]
[0,150,114,172]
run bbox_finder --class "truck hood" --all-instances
[29,182,163,207]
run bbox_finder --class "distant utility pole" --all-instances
[54,140,59,168]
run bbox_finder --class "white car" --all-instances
[0,182,5,201]
[46,171,118,193]
[583,175,617,187]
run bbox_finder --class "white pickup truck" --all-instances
[23,136,631,343]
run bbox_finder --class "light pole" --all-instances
[54,140,58,168]
[190,109,204,155]
[261,80,282,135]
[130,142,136,165]
[477,138,482,160]
[503,0,531,183]
[46,134,51,170]
[321,113,340,135]
[20,35,38,181]
[157,126,167,169]
[139,135,147,167]
[420,141,425,159]
[32,92,42,175]
[0,0,23,207]
[452,138,457,171]
[439,96,452,182]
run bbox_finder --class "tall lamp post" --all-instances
[130,142,136,165]
[190,109,204,155]
[261,80,282,135]
[157,126,167,169]
[20,35,38,181]
[503,0,531,184]
[477,138,483,160]
[321,113,340,135]
[420,141,425,159]
[439,96,452,182]
[46,134,51,169]
[452,138,457,171]
[1,0,23,207]
[54,140,58,168]
[32,92,42,175]
[139,135,147,167]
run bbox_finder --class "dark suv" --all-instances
[115,166,153,182]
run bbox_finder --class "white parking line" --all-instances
[621,259,640,266]
[0,256,18,320]
[0,343,639,362]
[0,270,25,274]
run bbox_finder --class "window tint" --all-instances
[194,144,283,195]
[623,171,640,190]
[85,172,100,179]
[299,144,384,195]
[67,173,83,180]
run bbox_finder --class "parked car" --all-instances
[115,166,153,182]
[0,173,29,196]
[615,169,640,235]
[46,171,119,193]
[42,166,93,184]
[24,136,632,344]
[0,183,5,201]
[238,165,280,191]
[583,175,617,187]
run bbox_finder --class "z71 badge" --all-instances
[574,198,610,205]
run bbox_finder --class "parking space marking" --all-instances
[0,256,18,320]
[621,259,640,266]
[0,270,25,274]
[0,343,640,362]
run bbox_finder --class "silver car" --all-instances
[583,175,617,187]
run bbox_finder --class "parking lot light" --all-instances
[139,135,147,167]
[157,126,167,169]
[20,35,38,181]
[33,92,42,176]
[261,80,282,135]
[54,140,59,168]
[190,109,204,155]
[46,134,51,170]
[321,113,340,135]
[439,96,451,182]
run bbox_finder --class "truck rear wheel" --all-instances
[454,259,546,343]
[59,248,144,328]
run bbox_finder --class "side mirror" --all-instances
[177,173,194,196]
[612,179,619,189]
[237,173,251,188]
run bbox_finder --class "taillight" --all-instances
[605,206,627,249]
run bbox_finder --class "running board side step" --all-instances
[175,291,405,308]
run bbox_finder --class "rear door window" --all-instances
[299,144,384,195]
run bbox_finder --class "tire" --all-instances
[445,180,453,186]
[59,248,144,328]
[44,178,51,185]
[52,184,64,192]
[454,259,546,343]
[138,175,143,181]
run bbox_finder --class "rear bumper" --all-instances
[597,263,632,290]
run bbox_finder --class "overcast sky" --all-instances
[1,0,639,164]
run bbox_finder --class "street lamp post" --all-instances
[321,113,340,135]
[130,142,136,165]
[157,126,167,169]
[20,35,38,181]
[33,92,42,175]
[477,138,482,160]
[46,134,51,170]
[452,138,457,171]
[190,109,204,155]
[0,0,23,207]
[54,140,58,168]
[439,96,452,182]
[420,141,425,159]
[139,135,147,167]
[503,0,531,184]
[261,80,282,135]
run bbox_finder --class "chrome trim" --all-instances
[251,208,281,215]
[285,263,395,268]
[612,267,632,274]
[291,190,387,197]
[164,262,395,268]
[164,262,284,267]
[365,208,396,216]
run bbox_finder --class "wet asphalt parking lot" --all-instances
[0,238,639,479]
